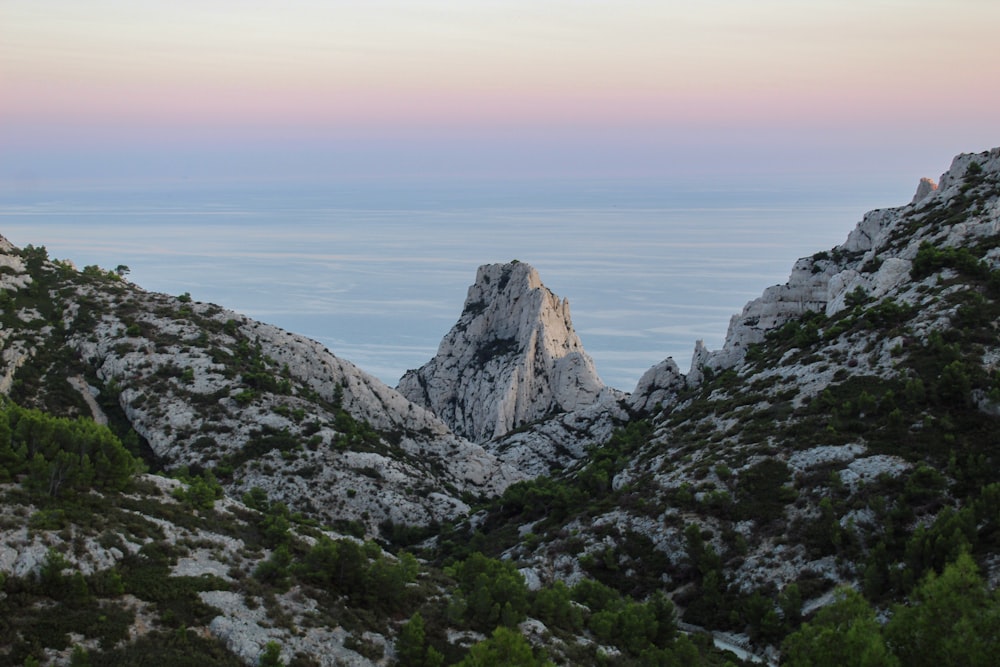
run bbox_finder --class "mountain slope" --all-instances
[443,147,1000,659]
[0,403,733,666]
[0,241,523,535]
[685,148,999,381]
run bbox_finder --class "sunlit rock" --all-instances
[398,261,608,442]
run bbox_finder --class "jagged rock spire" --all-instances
[911,177,938,203]
[398,261,606,442]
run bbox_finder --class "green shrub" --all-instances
[455,627,550,667]
[446,553,529,632]
[735,459,795,523]
[172,468,224,510]
[396,612,445,667]
[0,402,142,498]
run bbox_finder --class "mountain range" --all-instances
[0,146,998,665]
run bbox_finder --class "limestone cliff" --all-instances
[398,261,610,443]
[681,147,1000,383]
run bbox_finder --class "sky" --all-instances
[2,0,998,191]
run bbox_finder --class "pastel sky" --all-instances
[2,0,999,187]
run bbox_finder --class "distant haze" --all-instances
[2,180,904,390]
[2,1,997,189]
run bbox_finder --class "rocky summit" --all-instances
[398,261,614,443]
[0,147,998,666]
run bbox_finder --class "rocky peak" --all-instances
[911,177,938,203]
[629,357,685,411]
[398,261,608,442]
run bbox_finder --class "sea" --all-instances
[0,177,905,391]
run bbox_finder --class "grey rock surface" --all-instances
[399,262,608,443]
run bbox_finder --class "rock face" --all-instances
[679,147,1000,381]
[489,397,629,478]
[398,262,608,442]
[689,255,834,374]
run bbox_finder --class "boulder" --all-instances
[630,357,684,413]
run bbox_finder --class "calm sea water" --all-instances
[0,179,898,390]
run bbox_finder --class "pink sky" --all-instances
[2,1,998,186]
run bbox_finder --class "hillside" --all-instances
[437,148,1000,660]
[0,146,998,665]
[0,237,528,537]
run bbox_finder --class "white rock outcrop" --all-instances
[629,357,685,413]
[489,395,629,477]
[690,256,832,375]
[398,262,609,442]
[911,177,938,203]
[685,147,1000,380]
